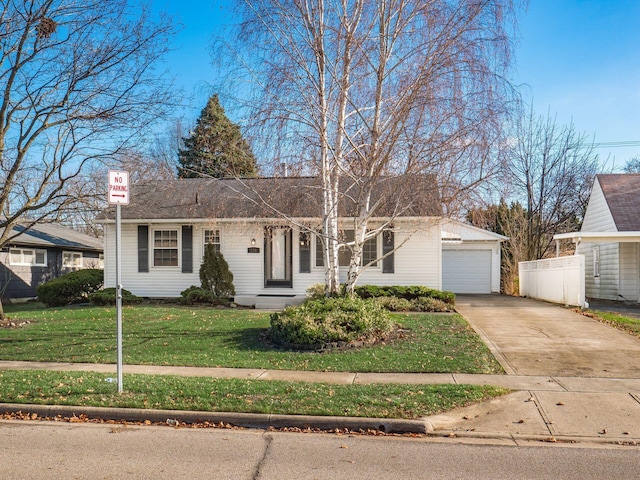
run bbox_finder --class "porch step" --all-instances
[235,295,305,310]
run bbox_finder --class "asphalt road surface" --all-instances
[2,420,639,479]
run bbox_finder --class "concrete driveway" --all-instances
[455,295,640,378]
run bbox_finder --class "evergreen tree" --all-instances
[200,243,236,298]
[177,95,258,178]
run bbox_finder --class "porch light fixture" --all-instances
[251,238,256,246]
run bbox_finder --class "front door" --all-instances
[264,226,292,288]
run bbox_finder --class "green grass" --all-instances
[0,370,507,419]
[586,309,640,338]
[0,304,502,374]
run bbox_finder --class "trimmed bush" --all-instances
[374,296,413,312]
[36,269,104,307]
[270,296,393,347]
[354,285,455,305]
[200,244,235,298]
[179,286,222,305]
[89,288,143,306]
[410,297,452,312]
[305,283,326,300]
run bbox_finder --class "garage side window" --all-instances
[593,247,600,277]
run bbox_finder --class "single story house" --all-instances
[0,223,104,301]
[554,174,640,303]
[97,177,504,307]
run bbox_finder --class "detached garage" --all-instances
[441,220,507,294]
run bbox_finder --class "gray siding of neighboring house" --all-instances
[0,249,60,300]
[1,248,102,300]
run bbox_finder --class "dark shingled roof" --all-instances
[3,223,103,251]
[97,176,442,221]
[597,174,640,231]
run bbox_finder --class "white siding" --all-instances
[347,226,441,288]
[105,220,442,298]
[619,242,639,302]
[577,178,624,301]
[578,242,619,301]
[581,178,617,232]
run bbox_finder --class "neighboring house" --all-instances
[97,177,503,307]
[0,223,104,301]
[554,174,640,303]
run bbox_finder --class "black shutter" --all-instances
[182,225,193,273]
[138,225,149,272]
[382,229,394,274]
[299,232,311,273]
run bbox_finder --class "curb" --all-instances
[0,403,428,435]
[426,428,640,447]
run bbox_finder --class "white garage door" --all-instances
[442,249,492,294]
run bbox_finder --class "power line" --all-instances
[592,140,640,149]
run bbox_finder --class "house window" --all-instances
[62,251,83,268]
[9,248,47,266]
[315,230,378,268]
[204,229,221,254]
[362,235,378,267]
[593,247,600,277]
[153,229,179,267]
[299,232,311,273]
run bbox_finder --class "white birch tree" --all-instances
[216,0,520,294]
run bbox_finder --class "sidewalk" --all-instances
[2,360,640,444]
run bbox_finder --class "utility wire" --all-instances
[592,140,640,148]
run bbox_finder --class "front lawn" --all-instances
[1,303,502,374]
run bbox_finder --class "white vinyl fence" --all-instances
[519,255,585,307]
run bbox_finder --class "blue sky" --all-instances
[154,0,640,171]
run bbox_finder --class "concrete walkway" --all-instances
[2,295,640,445]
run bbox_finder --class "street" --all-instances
[2,420,639,479]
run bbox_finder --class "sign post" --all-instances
[108,170,129,393]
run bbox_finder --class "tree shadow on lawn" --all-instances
[124,326,275,352]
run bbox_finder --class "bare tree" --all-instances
[623,156,640,173]
[0,0,177,318]
[506,107,599,260]
[58,147,179,237]
[217,0,519,294]
[467,199,527,294]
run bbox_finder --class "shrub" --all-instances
[374,296,413,312]
[179,286,222,305]
[305,283,326,300]
[36,269,104,307]
[89,288,143,306]
[353,285,455,306]
[410,297,452,313]
[270,296,393,347]
[200,244,235,298]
